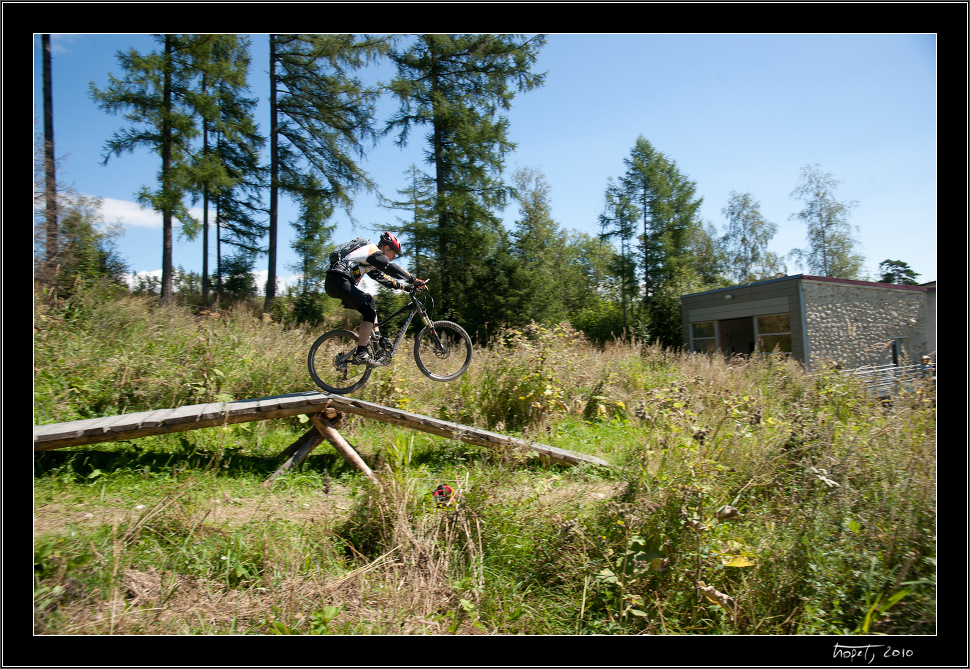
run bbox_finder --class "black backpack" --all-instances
[328,237,370,267]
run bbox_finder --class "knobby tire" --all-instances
[413,320,473,382]
[307,329,372,395]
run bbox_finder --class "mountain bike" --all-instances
[307,287,473,395]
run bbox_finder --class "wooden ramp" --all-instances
[32,391,611,469]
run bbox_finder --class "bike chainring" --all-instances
[333,352,351,372]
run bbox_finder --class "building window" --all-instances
[756,313,791,354]
[691,321,717,353]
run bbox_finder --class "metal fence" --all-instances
[846,363,932,399]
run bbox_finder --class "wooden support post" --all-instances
[263,404,380,489]
[309,412,381,489]
[262,428,324,488]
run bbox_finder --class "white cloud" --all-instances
[124,269,307,296]
[252,270,303,295]
[124,269,162,290]
[100,198,214,230]
[101,198,162,229]
[49,34,83,56]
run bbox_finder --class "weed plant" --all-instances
[33,285,936,635]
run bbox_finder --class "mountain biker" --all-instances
[324,231,427,367]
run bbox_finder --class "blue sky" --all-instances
[33,33,937,290]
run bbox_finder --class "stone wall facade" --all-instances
[802,279,933,369]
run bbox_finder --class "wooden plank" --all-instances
[32,392,331,450]
[33,391,611,468]
[318,394,611,468]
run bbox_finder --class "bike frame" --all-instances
[375,292,439,355]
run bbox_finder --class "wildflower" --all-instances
[810,467,840,487]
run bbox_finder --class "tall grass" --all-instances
[33,285,936,635]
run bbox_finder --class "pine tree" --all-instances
[385,34,546,327]
[91,34,209,303]
[289,174,336,295]
[183,35,264,306]
[788,164,865,279]
[598,178,639,333]
[265,34,388,310]
[287,175,336,325]
[211,90,266,305]
[508,166,565,325]
[604,136,705,346]
[203,41,267,305]
[384,164,438,282]
[620,136,703,310]
[877,259,920,285]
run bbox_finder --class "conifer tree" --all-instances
[385,34,546,326]
[184,35,263,306]
[211,94,266,305]
[877,259,920,285]
[91,34,215,303]
[384,164,437,282]
[287,175,336,324]
[289,174,335,295]
[265,33,388,310]
[508,166,565,325]
[619,136,703,310]
[598,178,640,333]
[600,136,705,345]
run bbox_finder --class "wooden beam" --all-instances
[33,391,611,468]
[321,394,611,468]
[309,413,381,488]
[262,407,379,488]
[261,427,324,488]
[32,392,334,450]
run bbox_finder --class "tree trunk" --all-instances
[201,77,210,307]
[215,199,223,305]
[264,34,278,313]
[160,35,175,304]
[42,35,58,278]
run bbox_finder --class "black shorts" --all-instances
[325,272,377,322]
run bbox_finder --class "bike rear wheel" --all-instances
[413,320,473,382]
[308,329,373,394]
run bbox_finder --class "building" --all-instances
[679,275,936,371]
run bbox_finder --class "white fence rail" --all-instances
[846,363,930,399]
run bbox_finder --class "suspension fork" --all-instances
[413,299,446,350]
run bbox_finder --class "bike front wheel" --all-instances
[308,329,373,394]
[413,320,473,382]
